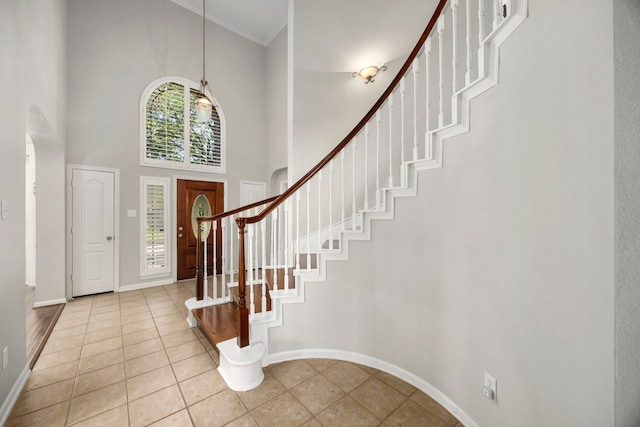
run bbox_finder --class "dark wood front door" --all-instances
[177,180,224,280]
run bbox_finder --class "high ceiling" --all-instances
[169,0,288,46]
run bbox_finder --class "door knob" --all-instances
[106,236,113,241]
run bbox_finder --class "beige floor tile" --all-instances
[48,324,88,341]
[350,377,406,419]
[126,365,177,401]
[188,390,247,427]
[300,419,322,427]
[34,346,82,370]
[237,372,286,410]
[120,300,149,311]
[124,337,164,360]
[316,395,379,427]
[9,379,74,418]
[153,312,184,326]
[121,318,156,335]
[179,370,227,406]
[250,391,312,427]
[171,352,216,382]
[40,334,84,355]
[322,361,371,393]
[375,371,417,397]
[85,317,121,333]
[69,404,128,427]
[383,400,450,427]
[81,336,123,358]
[291,374,344,415]
[120,305,151,317]
[24,360,78,391]
[151,305,181,318]
[165,340,206,363]
[121,311,153,325]
[125,349,170,378]
[123,327,160,347]
[88,310,121,323]
[119,290,144,300]
[128,384,185,427]
[149,409,194,427]
[157,320,191,337]
[78,348,124,375]
[83,325,122,345]
[304,358,339,373]
[54,317,89,331]
[73,363,125,397]
[270,360,317,389]
[147,298,175,308]
[160,329,198,349]
[67,381,127,425]
[223,413,258,427]
[5,401,69,427]
[410,389,459,425]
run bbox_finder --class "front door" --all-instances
[72,168,116,297]
[177,179,224,280]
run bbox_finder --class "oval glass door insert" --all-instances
[191,194,212,241]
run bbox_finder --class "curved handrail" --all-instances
[196,195,278,225]
[239,0,448,226]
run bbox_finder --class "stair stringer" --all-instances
[249,0,529,342]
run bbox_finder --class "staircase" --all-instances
[186,0,529,392]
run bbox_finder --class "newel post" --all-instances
[196,218,204,301]
[236,218,250,348]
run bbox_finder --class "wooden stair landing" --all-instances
[193,303,238,347]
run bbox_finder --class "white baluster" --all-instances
[478,0,485,46]
[306,182,311,271]
[452,0,459,93]
[341,150,345,230]
[388,94,394,187]
[318,170,323,251]
[203,229,208,300]
[248,223,255,317]
[229,215,234,284]
[352,139,357,231]
[400,77,406,168]
[213,221,218,299]
[272,208,279,291]
[329,159,334,249]
[375,111,381,209]
[493,0,500,30]
[425,37,432,159]
[412,58,419,161]
[284,198,290,291]
[295,190,300,271]
[438,15,445,128]
[261,214,267,294]
[364,123,370,210]
[221,217,226,299]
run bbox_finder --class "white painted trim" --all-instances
[66,164,121,298]
[139,76,227,174]
[170,175,228,284]
[117,277,175,293]
[0,365,30,426]
[265,349,478,427]
[239,180,267,206]
[33,298,67,308]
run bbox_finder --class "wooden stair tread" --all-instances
[192,303,238,347]
[230,283,271,312]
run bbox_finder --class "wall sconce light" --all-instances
[352,65,387,84]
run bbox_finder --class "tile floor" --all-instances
[7,282,463,426]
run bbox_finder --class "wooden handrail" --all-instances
[240,0,449,226]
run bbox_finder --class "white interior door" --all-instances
[72,168,115,297]
[240,181,266,205]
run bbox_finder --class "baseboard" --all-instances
[33,298,67,308]
[265,349,478,427]
[118,278,175,293]
[0,365,30,426]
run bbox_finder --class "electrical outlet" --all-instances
[2,346,8,370]
[483,371,497,401]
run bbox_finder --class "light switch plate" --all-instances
[127,210,137,218]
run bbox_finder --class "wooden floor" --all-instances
[25,285,65,369]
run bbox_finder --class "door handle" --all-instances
[106,236,113,241]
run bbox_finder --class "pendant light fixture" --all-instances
[195,0,213,123]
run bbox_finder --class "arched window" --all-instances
[140,77,225,173]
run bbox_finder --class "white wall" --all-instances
[0,0,67,411]
[614,1,640,426]
[66,0,269,287]
[266,26,288,182]
[271,1,615,426]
